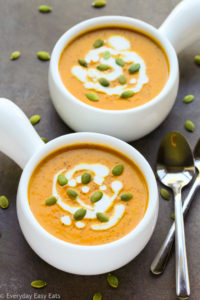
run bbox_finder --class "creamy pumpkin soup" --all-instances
[28,144,148,245]
[59,27,169,110]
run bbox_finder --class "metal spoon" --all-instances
[156,132,195,299]
[151,139,200,276]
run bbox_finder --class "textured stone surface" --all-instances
[0,0,200,299]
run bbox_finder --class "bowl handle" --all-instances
[159,0,200,53]
[0,98,44,169]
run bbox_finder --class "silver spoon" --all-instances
[156,132,195,299]
[151,139,200,276]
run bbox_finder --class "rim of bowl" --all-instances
[19,132,158,251]
[49,15,178,115]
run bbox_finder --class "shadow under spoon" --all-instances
[154,132,195,299]
[151,139,200,276]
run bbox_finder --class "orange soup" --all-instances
[59,26,169,110]
[28,144,148,245]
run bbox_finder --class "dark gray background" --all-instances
[0,0,200,299]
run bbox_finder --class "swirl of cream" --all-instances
[71,35,149,96]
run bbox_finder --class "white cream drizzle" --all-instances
[100,185,107,191]
[71,35,149,96]
[81,186,90,194]
[52,163,126,231]
[91,205,125,230]
[61,215,71,226]
[75,221,85,229]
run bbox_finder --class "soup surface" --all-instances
[59,26,169,110]
[28,144,148,245]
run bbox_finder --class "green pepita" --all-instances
[86,92,99,101]
[92,0,106,8]
[103,51,111,59]
[93,39,104,48]
[183,95,194,103]
[99,77,110,87]
[194,55,200,66]
[30,114,40,125]
[31,280,47,289]
[91,191,103,203]
[160,188,170,200]
[118,75,127,85]
[115,58,125,67]
[81,172,91,184]
[37,51,51,61]
[185,120,195,132]
[96,64,109,71]
[10,51,20,60]
[67,189,78,199]
[121,90,134,98]
[120,192,133,201]
[45,196,57,206]
[96,212,109,222]
[57,174,68,186]
[78,58,87,67]
[73,208,87,220]
[0,196,9,209]
[93,292,102,300]
[112,164,124,176]
[128,63,140,74]
[107,273,119,288]
[38,5,52,13]
[41,137,48,143]
[171,213,175,220]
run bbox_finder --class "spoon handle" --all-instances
[174,187,190,299]
[151,175,200,276]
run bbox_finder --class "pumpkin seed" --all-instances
[10,51,20,60]
[45,196,57,206]
[128,63,140,74]
[194,55,200,66]
[37,51,50,61]
[81,172,91,184]
[120,192,133,201]
[73,208,87,220]
[115,58,125,67]
[185,120,195,132]
[93,39,104,48]
[107,273,119,288]
[0,196,9,209]
[93,292,102,300]
[86,92,99,101]
[118,75,127,85]
[41,137,48,143]
[112,164,124,176]
[78,58,87,67]
[160,188,170,200]
[57,174,68,186]
[103,51,110,59]
[31,280,47,289]
[96,212,109,222]
[92,0,106,8]
[99,77,110,87]
[97,64,109,71]
[121,90,134,98]
[183,95,194,103]
[67,189,78,199]
[171,213,175,220]
[91,191,103,203]
[30,114,40,125]
[38,5,52,13]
